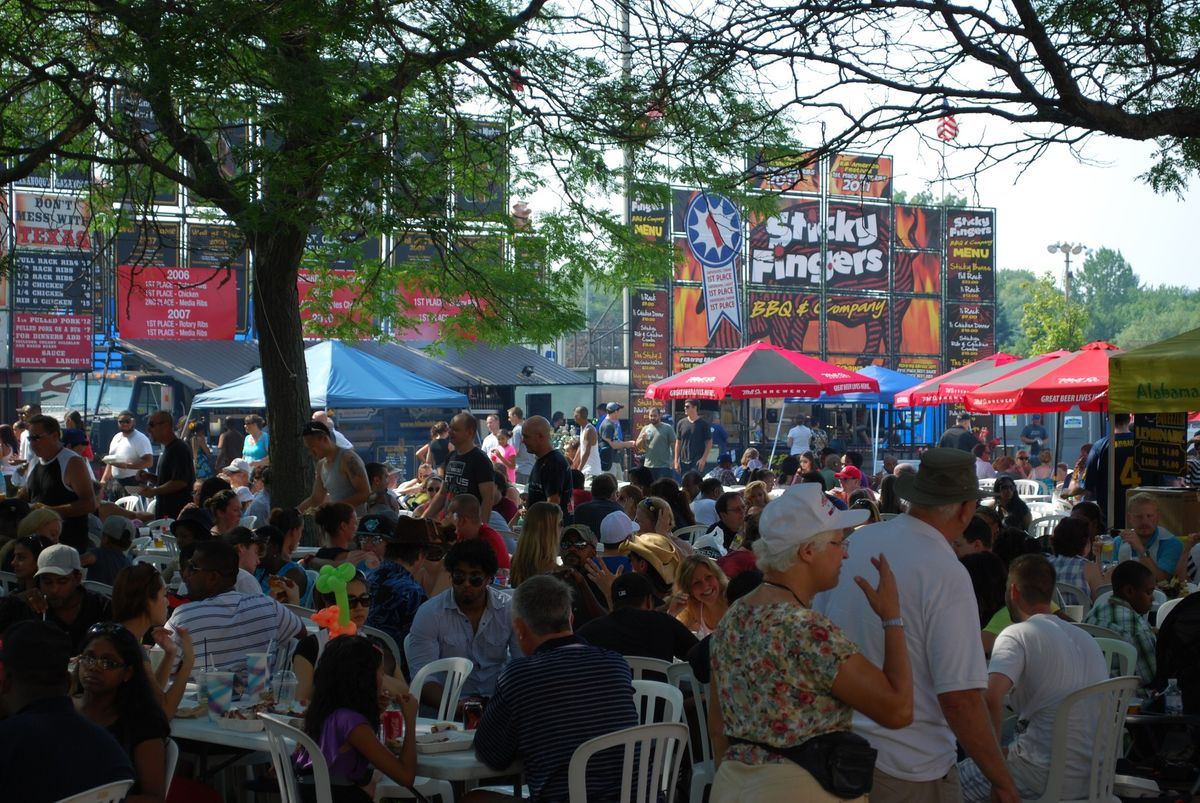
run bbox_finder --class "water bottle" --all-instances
[1164,678,1183,715]
[1116,541,1133,563]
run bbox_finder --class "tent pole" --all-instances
[872,403,880,471]
[1053,410,1064,478]
[769,402,786,465]
[1107,411,1117,529]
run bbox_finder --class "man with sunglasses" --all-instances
[165,541,304,678]
[365,517,429,653]
[99,410,154,496]
[16,415,97,553]
[407,539,522,711]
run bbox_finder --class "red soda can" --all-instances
[382,708,404,741]
[463,700,483,730]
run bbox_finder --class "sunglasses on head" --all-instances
[451,571,488,587]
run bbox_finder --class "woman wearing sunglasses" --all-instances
[74,623,171,803]
[293,573,409,701]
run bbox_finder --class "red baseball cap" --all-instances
[834,465,865,481]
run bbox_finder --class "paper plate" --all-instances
[416,731,474,754]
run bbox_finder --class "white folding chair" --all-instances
[624,655,673,681]
[56,780,136,803]
[116,495,149,513]
[1155,596,1184,628]
[1055,583,1092,617]
[671,524,710,546]
[632,679,684,725]
[1072,622,1123,640]
[977,477,996,493]
[132,554,174,575]
[409,657,473,722]
[1030,515,1061,542]
[1020,676,1138,803]
[0,571,22,594]
[164,737,180,791]
[239,515,258,529]
[360,624,403,674]
[567,722,689,803]
[261,713,332,803]
[82,581,113,597]
[666,662,715,803]
[1014,479,1042,498]
[1093,637,1137,678]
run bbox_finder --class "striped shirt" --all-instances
[167,590,304,677]
[474,635,639,803]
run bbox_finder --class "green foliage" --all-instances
[892,189,969,208]
[1075,247,1139,343]
[995,268,1037,355]
[1019,273,1089,354]
[1112,286,1200,348]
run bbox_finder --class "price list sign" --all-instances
[946,303,995,368]
[630,288,669,388]
[11,313,93,368]
[117,265,237,339]
[11,193,94,313]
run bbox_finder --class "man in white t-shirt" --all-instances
[481,413,502,455]
[99,412,154,494]
[817,448,1019,802]
[959,554,1108,801]
[786,414,812,456]
[508,406,535,484]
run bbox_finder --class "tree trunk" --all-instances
[251,228,313,511]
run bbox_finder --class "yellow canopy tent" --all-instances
[1108,326,1200,413]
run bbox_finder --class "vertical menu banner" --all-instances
[629,186,670,244]
[946,302,995,368]
[116,265,238,339]
[11,313,93,368]
[946,210,995,302]
[630,288,669,388]
[11,193,94,313]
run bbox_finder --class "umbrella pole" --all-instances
[872,404,880,471]
[1053,410,1064,480]
[1107,411,1116,529]
[1002,416,1008,455]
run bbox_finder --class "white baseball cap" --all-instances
[222,458,253,475]
[599,510,638,545]
[36,544,83,577]
[758,483,868,553]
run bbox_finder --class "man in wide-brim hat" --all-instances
[817,448,1020,802]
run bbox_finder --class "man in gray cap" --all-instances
[817,448,1019,803]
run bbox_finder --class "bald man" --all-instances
[312,410,352,449]
[523,416,573,521]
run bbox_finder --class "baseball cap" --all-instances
[599,510,637,545]
[101,516,136,547]
[611,572,654,607]
[36,544,83,578]
[834,465,864,482]
[171,506,214,536]
[0,620,72,681]
[357,514,395,541]
[222,458,252,475]
[62,428,89,447]
[758,483,868,553]
[605,402,623,412]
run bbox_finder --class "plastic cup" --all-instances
[274,670,299,710]
[204,671,236,721]
[245,652,271,702]
[148,645,167,674]
[1063,605,1084,623]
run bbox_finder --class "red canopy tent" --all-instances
[644,342,879,400]
[894,353,1024,408]
[964,342,1119,413]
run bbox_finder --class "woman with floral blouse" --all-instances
[707,483,913,802]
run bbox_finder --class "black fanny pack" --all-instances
[729,730,877,799]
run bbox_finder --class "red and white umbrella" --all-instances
[644,342,879,400]
[894,352,1024,407]
[964,342,1120,413]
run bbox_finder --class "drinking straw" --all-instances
[266,638,276,674]
[204,638,212,672]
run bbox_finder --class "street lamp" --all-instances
[1046,242,1087,303]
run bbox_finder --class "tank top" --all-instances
[580,423,603,477]
[320,447,366,515]
[27,448,90,552]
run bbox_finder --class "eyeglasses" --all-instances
[118,419,133,425]
[347,594,371,608]
[79,653,128,671]
[87,622,128,637]
[560,539,589,551]
[27,433,45,442]
[360,535,386,545]
[1017,456,1029,461]
[451,571,488,587]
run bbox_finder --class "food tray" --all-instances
[415,731,474,754]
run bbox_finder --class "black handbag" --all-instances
[729,730,877,799]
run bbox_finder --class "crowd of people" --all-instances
[1,397,1197,803]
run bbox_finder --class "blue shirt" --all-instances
[406,586,522,698]
[474,635,639,802]
[1111,527,1182,575]
[365,560,428,648]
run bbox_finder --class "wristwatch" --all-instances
[881,617,904,629]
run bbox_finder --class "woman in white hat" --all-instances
[708,483,913,802]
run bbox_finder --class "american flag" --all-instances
[937,100,958,141]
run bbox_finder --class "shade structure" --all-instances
[789,364,922,405]
[893,353,1024,407]
[964,341,1119,413]
[1107,327,1200,413]
[192,340,469,409]
[644,342,879,400]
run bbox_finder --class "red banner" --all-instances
[297,270,363,338]
[12,313,93,368]
[394,289,469,342]
[117,265,237,340]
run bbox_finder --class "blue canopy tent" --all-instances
[779,365,923,466]
[191,340,469,409]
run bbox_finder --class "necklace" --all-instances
[761,580,807,607]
